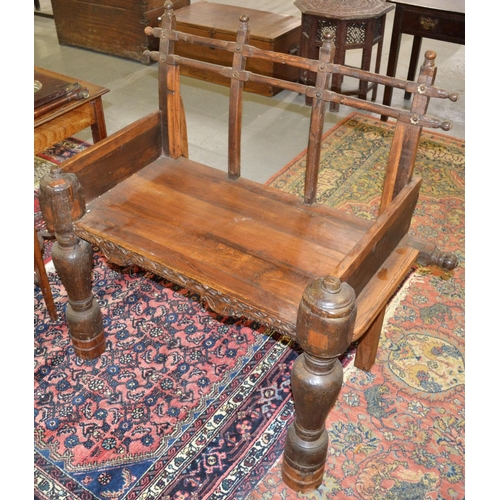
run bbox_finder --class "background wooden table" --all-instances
[295,0,394,111]
[34,67,109,320]
[382,0,465,114]
[34,67,109,154]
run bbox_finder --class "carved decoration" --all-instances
[75,228,298,337]
[294,0,393,19]
[419,16,439,30]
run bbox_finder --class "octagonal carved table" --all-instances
[295,0,394,111]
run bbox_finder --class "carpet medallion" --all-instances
[35,113,464,499]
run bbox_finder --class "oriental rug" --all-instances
[35,137,89,188]
[34,113,465,499]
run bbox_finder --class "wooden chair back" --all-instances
[144,2,458,211]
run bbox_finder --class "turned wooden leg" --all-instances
[406,237,458,270]
[282,276,356,492]
[415,245,458,270]
[39,170,105,360]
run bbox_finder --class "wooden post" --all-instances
[354,305,385,372]
[158,2,176,157]
[379,51,437,214]
[227,14,250,179]
[154,1,188,158]
[39,170,105,360]
[282,275,356,492]
[303,32,334,205]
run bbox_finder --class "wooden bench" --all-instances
[38,1,458,492]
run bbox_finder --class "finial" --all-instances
[425,50,436,61]
[440,121,452,131]
[321,276,341,293]
[322,29,334,42]
[424,50,436,67]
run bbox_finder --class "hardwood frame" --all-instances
[38,1,458,492]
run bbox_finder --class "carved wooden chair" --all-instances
[38,2,458,492]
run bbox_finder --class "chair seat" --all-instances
[75,155,417,337]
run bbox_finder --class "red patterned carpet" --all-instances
[255,113,465,498]
[34,113,464,499]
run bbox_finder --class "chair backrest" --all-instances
[144,1,458,213]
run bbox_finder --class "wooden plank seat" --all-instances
[73,152,419,339]
[38,1,459,493]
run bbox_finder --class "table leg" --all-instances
[372,16,387,103]
[359,32,374,102]
[90,97,108,143]
[34,228,58,321]
[404,36,423,100]
[330,22,348,112]
[382,5,404,121]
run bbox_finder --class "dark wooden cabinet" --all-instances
[51,0,190,61]
[397,5,465,41]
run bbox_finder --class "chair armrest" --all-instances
[58,111,162,202]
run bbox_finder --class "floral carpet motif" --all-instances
[251,113,465,499]
[34,257,301,499]
[35,137,89,187]
[34,113,464,499]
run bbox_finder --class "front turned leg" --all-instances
[39,170,105,360]
[282,276,356,492]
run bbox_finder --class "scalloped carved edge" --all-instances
[75,229,297,338]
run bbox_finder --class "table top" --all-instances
[294,0,394,20]
[34,67,109,128]
[387,0,465,15]
[175,3,301,41]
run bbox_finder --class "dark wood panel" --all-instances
[400,7,465,43]
[353,244,418,340]
[51,0,190,61]
[59,112,162,202]
[336,177,421,295]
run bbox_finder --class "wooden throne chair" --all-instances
[38,2,459,492]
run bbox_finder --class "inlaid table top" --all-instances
[294,0,394,20]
